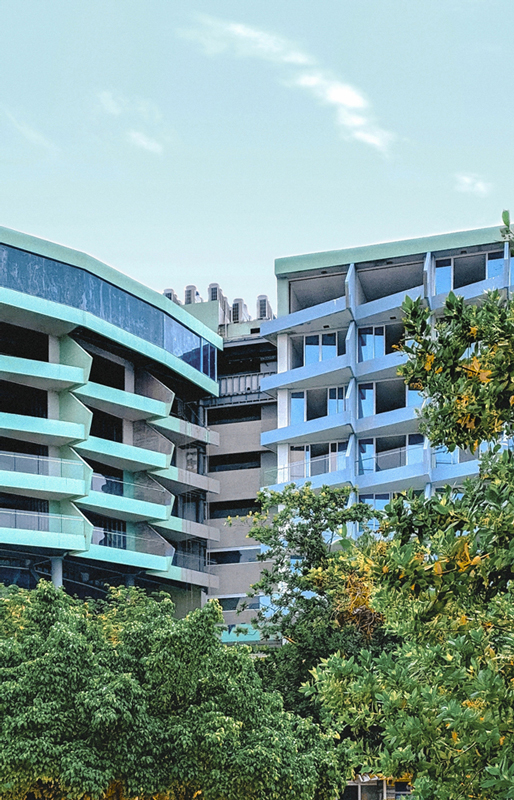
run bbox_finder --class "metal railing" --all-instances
[358,445,425,475]
[263,453,349,486]
[92,526,175,558]
[91,473,171,505]
[218,371,276,397]
[0,451,86,481]
[0,509,86,536]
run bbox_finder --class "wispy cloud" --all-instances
[3,109,58,152]
[126,130,163,154]
[98,92,164,154]
[455,173,491,196]
[180,15,394,153]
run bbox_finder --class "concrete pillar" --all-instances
[51,557,63,588]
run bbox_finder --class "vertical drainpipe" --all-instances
[51,557,63,588]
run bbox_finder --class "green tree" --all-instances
[245,483,391,719]
[0,582,341,800]
[304,288,514,799]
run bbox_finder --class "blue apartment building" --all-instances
[260,226,509,527]
[0,225,222,609]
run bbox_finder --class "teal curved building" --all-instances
[0,226,222,608]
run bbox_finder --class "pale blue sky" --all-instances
[0,0,509,312]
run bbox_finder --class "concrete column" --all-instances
[51,557,63,588]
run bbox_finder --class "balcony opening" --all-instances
[453,253,486,289]
[0,381,47,418]
[357,260,424,302]
[207,404,261,426]
[0,437,47,457]
[86,458,124,495]
[89,408,123,442]
[290,331,346,370]
[289,272,345,313]
[209,452,261,472]
[209,547,260,565]
[174,492,207,524]
[0,321,49,362]
[88,352,125,390]
[375,379,406,414]
[0,491,48,513]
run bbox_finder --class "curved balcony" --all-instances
[0,508,89,551]
[0,450,90,500]
[262,453,352,491]
[0,354,85,391]
[76,473,172,522]
[262,410,352,450]
[261,355,352,394]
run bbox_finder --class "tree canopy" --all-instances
[0,582,340,800]
[247,287,514,799]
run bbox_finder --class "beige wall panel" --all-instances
[213,467,261,501]
[208,420,263,456]
[210,560,270,596]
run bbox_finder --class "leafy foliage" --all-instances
[0,582,340,800]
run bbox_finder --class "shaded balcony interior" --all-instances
[0,436,85,481]
[435,248,504,294]
[356,257,424,303]
[358,434,424,474]
[209,547,260,565]
[172,491,206,524]
[209,451,261,473]
[88,407,123,442]
[290,386,346,425]
[357,323,404,362]
[0,321,49,362]
[0,381,47,418]
[290,331,346,369]
[88,351,125,390]
[289,271,346,313]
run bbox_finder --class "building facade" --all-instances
[0,226,222,612]
[260,225,509,522]
[175,284,277,640]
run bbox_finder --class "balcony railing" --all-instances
[432,447,478,468]
[218,372,276,397]
[0,509,86,536]
[0,451,86,481]
[358,445,425,475]
[91,473,171,506]
[263,453,349,486]
[92,526,175,558]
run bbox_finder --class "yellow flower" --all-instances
[424,353,435,371]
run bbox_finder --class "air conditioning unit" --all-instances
[163,288,181,305]
[232,298,250,323]
[185,284,203,305]
[257,294,274,320]
[208,283,221,302]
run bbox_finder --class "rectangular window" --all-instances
[304,335,320,365]
[358,439,374,474]
[89,408,123,442]
[209,500,259,519]
[407,433,424,464]
[487,251,504,280]
[328,387,345,415]
[290,391,305,426]
[330,441,347,471]
[435,258,452,294]
[306,388,327,421]
[358,383,374,418]
[321,332,337,360]
[209,452,261,472]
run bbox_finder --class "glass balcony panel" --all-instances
[328,387,345,415]
[0,509,82,535]
[321,332,337,361]
[304,335,320,365]
[0,451,84,480]
[407,387,422,407]
[376,448,405,471]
